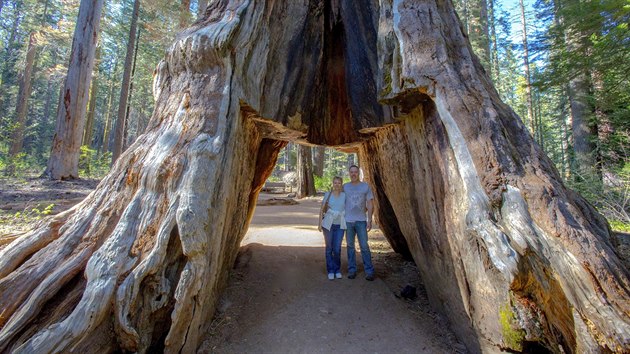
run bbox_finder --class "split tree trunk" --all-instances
[0,1,628,353]
[45,0,104,179]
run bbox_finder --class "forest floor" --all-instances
[1,178,629,353]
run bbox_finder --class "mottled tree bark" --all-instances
[1,1,627,353]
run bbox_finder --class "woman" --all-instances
[318,176,346,280]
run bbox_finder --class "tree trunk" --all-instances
[100,54,120,154]
[8,32,37,162]
[179,0,191,28]
[111,0,140,164]
[197,0,207,18]
[0,4,22,120]
[1,1,627,353]
[312,146,325,177]
[297,144,316,198]
[488,0,499,82]
[38,77,55,154]
[44,0,104,179]
[82,44,101,148]
[123,26,142,151]
[519,0,535,139]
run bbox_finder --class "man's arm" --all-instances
[366,199,373,231]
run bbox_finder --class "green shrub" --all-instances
[79,145,111,178]
[1,152,42,177]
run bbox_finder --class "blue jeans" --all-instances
[346,221,374,275]
[323,224,344,274]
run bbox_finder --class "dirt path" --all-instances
[198,195,466,353]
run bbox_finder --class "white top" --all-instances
[321,192,346,230]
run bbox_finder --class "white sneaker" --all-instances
[328,273,334,280]
[335,272,342,279]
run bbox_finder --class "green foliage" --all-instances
[314,170,345,192]
[1,152,42,177]
[567,162,630,230]
[499,303,526,351]
[13,203,55,221]
[79,145,111,178]
[610,220,630,233]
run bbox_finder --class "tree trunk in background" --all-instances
[45,0,104,179]
[312,146,325,177]
[100,54,119,154]
[0,2,627,353]
[569,71,598,181]
[82,44,101,148]
[297,144,316,198]
[180,0,191,28]
[488,0,499,82]
[561,0,599,184]
[111,0,140,164]
[123,27,141,151]
[474,0,491,69]
[519,0,535,139]
[36,77,54,158]
[0,5,22,119]
[284,143,292,171]
[8,32,36,163]
[197,0,207,18]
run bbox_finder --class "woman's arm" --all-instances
[318,193,327,231]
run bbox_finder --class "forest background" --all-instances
[0,0,628,231]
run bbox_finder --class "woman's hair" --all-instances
[332,176,343,184]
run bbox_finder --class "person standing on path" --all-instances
[344,165,375,281]
[318,176,346,280]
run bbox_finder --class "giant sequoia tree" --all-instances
[0,1,628,353]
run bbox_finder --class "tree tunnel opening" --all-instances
[241,83,482,350]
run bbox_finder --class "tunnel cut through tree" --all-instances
[0,1,628,353]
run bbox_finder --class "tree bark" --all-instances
[297,144,316,198]
[45,0,104,179]
[8,32,37,161]
[180,0,191,28]
[0,1,627,353]
[123,27,141,151]
[0,4,22,121]
[197,0,207,19]
[111,0,140,164]
[487,0,499,82]
[100,54,120,154]
[312,146,325,177]
[519,0,536,139]
[82,44,101,148]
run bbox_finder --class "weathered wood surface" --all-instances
[0,0,627,353]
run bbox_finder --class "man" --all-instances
[343,164,375,281]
